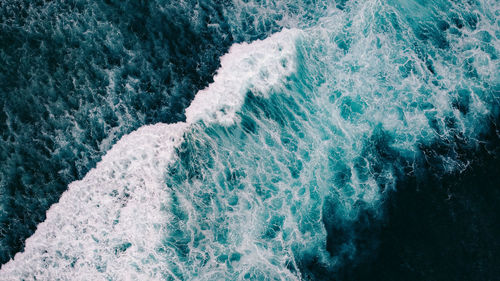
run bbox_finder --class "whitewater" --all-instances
[0,0,499,280]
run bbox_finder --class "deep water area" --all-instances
[0,0,499,280]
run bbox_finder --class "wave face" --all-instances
[1,0,499,280]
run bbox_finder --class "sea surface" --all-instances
[0,0,499,280]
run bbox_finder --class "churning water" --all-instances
[0,0,499,280]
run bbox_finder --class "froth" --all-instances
[0,122,187,280]
[185,29,300,125]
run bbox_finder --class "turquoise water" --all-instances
[1,0,499,280]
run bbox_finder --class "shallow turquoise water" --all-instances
[0,0,499,280]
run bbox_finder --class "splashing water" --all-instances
[0,0,499,280]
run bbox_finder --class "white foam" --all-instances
[0,29,300,280]
[0,123,187,280]
[186,29,299,125]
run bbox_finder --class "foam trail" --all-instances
[186,29,298,125]
[0,29,300,280]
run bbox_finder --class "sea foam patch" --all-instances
[186,29,299,125]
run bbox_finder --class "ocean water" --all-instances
[0,0,499,280]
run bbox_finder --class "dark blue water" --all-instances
[0,0,499,280]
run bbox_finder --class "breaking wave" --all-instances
[1,0,499,280]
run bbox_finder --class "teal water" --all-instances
[0,0,499,280]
